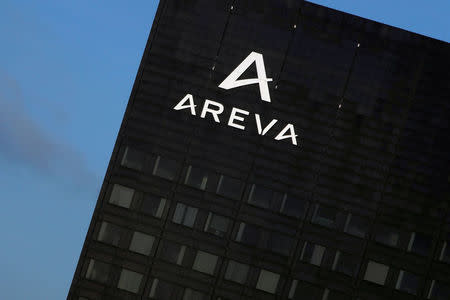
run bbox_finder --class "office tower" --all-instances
[68,0,450,299]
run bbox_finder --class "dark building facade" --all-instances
[68,0,450,299]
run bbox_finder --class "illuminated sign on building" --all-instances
[173,52,300,146]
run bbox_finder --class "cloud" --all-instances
[0,71,99,193]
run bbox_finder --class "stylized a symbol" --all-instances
[219,52,273,102]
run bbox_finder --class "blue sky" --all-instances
[0,1,448,299]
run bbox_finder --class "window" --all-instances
[117,269,143,293]
[224,260,249,284]
[216,175,243,200]
[332,251,358,277]
[159,240,186,265]
[364,261,389,285]
[185,166,208,190]
[428,280,450,299]
[235,222,262,246]
[96,222,123,246]
[268,233,294,256]
[408,232,432,256]
[344,214,369,238]
[109,184,134,208]
[312,204,337,229]
[247,184,276,209]
[288,280,323,300]
[280,194,307,218]
[129,231,155,255]
[121,147,145,171]
[192,251,218,275]
[141,194,166,218]
[395,270,420,295]
[153,155,179,180]
[256,269,280,294]
[183,288,207,300]
[439,236,450,263]
[149,278,184,299]
[323,289,347,300]
[374,225,400,247]
[85,259,110,284]
[173,203,198,227]
[301,242,325,266]
[204,213,230,237]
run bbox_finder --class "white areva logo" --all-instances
[218,51,273,102]
[173,52,299,146]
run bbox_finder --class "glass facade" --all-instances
[68,0,450,299]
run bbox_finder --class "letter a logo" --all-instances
[219,51,273,102]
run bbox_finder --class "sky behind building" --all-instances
[0,1,448,299]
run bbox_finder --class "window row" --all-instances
[173,203,231,238]
[84,254,450,298]
[235,222,294,256]
[96,220,358,280]
[105,192,233,239]
[107,187,295,256]
[158,239,280,293]
[173,203,295,256]
[121,147,180,182]
[372,224,435,257]
[298,240,450,294]
[313,203,450,260]
[84,257,281,295]
[85,259,142,293]
[152,275,348,300]
[149,278,208,300]
[108,183,167,218]
[85,259,208,298]
[96,221,155,255]
[299,242,358,275]
[241,238,450,299]
[119,147,450,261]
[363,260,450,298]
[121,146,307,218]
[96,214,230,256]
[296,241,362,279]
[107,182,450,264]
[159,240,219,276]
[288,281,347,300]
[158,240,283,294]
